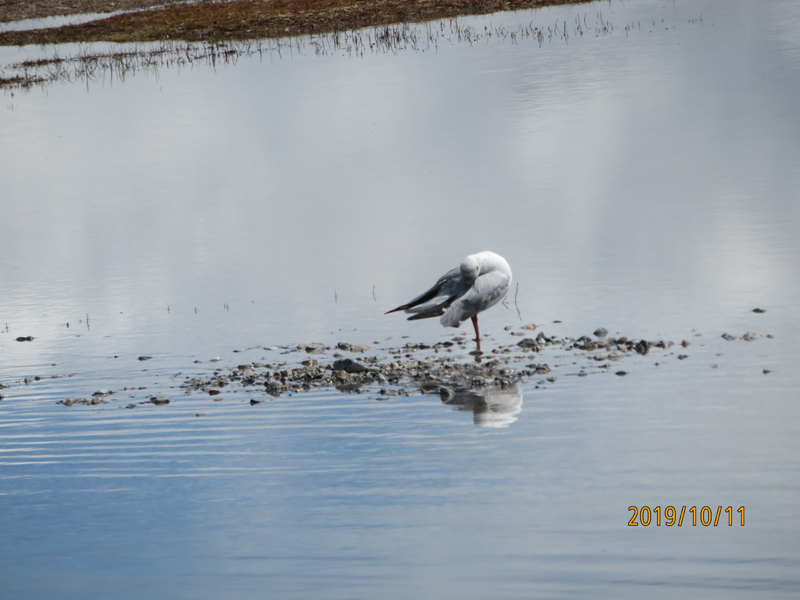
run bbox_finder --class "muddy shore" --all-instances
[1,0,589,46]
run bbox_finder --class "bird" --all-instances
[385,251,512,350]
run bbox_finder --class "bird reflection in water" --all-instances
[439,383,523,428]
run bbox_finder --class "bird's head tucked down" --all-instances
[459,255,481,284]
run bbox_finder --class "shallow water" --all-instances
[2,0,800,597]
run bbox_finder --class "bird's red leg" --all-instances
[471,315,481,351]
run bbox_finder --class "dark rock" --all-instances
[265,381,282,397]
[138,356,152,361]
[15,336,33,342]
[594,328,608,338]
[517,338,539,350]
[333,358,368,374]
[752,308,766,313]
[150,396,170,405]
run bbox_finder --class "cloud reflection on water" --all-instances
[2,1,800,597]
[1,0,799,357]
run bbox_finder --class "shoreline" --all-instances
[0,0,590,46]
[2,328,768,411]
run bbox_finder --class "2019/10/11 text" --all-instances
[628,506,745,526]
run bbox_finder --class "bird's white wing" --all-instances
[440,270,511,327]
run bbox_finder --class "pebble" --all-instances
[16,336,34,342]
[44,326,759,410]
[742,331,759,342]
[138,356,152,361]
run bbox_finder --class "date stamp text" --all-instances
[628,506,745,526]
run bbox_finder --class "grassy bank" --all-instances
[0,0,589,46]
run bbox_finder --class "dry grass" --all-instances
[2,12,616,91]
[0,0,590,46]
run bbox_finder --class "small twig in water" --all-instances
[514,282,521,321]
[372,285,376,302]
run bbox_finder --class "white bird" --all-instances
[386,251,512,349]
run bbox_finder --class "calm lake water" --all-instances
[2,0,800,597]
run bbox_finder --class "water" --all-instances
[2,0,800,597]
